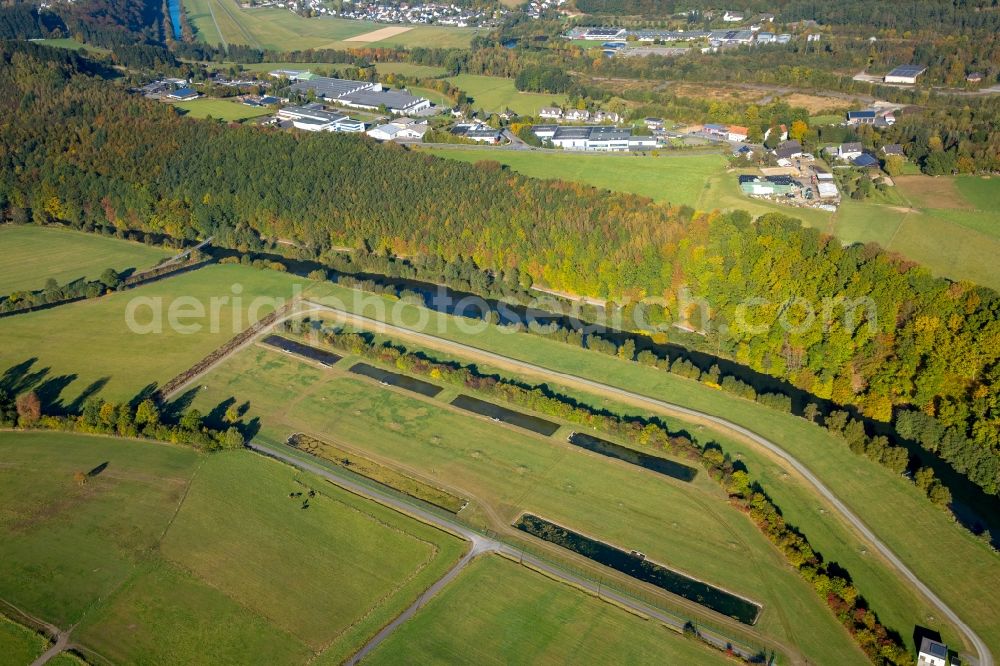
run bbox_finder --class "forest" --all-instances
[0,42,997,498]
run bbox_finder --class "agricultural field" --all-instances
[424,149,727,205]
[0,263,320,403]
[363,555,734,666]
[27,38,111,55]
[188,341,877,664]
[183,0,480,51]
[295,281,1000,654]
[0,431,464,664]
[0,225,171,294]
[172,97,272,121]
[445,74,568,115]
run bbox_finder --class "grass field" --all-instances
[445,74,568,115]
[364,555,734,666]
[424,149,727,204]
[237,61,447,78]
[0,432,464,664]
[0,263,319,403]
[0,225,171,294]
[189,342,875,664]
[0,614,49,665]
[183,0,480,51]
[954,175,1000,211]
[292,281,1000,654]
[172,97,272,121]
[28,38,111,55]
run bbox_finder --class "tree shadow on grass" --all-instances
[66,377,110,413]
[162,388,199,422]
[128,383,159,410]
[0,358,48,396]
[206,397,236,430]
[33,374,78,414]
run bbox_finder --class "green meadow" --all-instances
[0,264,319,403]
[363,555,734,666]
[172,97,272,121]
[0,432,464,664]
[0,225,171,294]
[445,74,569,115]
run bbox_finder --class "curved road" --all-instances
[290,300,991,666]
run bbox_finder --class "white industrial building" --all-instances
[277,105,365,132]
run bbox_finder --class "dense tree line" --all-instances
[0,269,123,314]
[514,63,574,93]
[0,43,997,498]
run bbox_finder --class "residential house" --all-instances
[565,109,591,122]
[727,125,749,142]
[846,110,877,125]
[917,638,951,666]
[644,117,664,130]
[881,144,905,157]
[764,124,788,142]
[592,110,620,124]
[967,72,983,83]
[539,107,563,120]
[774,140,803,160]
[852,153,879,169]
[837,142,864,161]
[723,11,744,22]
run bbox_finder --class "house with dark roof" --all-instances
[837,142,864,161]
[774,140,803,160]
[852,153,879,169]
[882,144,905,157]
[917,637,951,666]
[847,110,877,125]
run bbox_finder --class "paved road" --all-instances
[293,300,991,666]
[248,442,767,663]
[30,631,68,666]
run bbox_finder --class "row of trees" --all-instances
[0,269,123,314]
[294,319,913,666]
[0,390,244,451]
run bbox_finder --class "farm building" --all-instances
[739,174,802,196]
[884,64,927,84]
[167,87,199,101]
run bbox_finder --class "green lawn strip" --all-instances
[288,432,466,512]
[0,431,200,627]
[158,451,463,653]
[0,225,171,294]
[886,211,1000,290]
[172,97,271,121]
[954,175,1000,211]
[74,561,311,665]
[188,345,869,664]
[308,282,1000,653]
[0,264,319,403]
[0,613,50,665]
[424,149,727,204]
[363,554,735,666]
[444,74,568,115]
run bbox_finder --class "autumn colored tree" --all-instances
[15,391,41,427]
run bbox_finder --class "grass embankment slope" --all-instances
[183,0,479,51]
[0,225,171,294]
[298,282,998,654]
[191,343,870,664]
[0,264,318,403]
[172,97,271,121]
[363,555,734,666]
[0,614,49,664]
[445,74,568,115]
[0,431,464,664]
